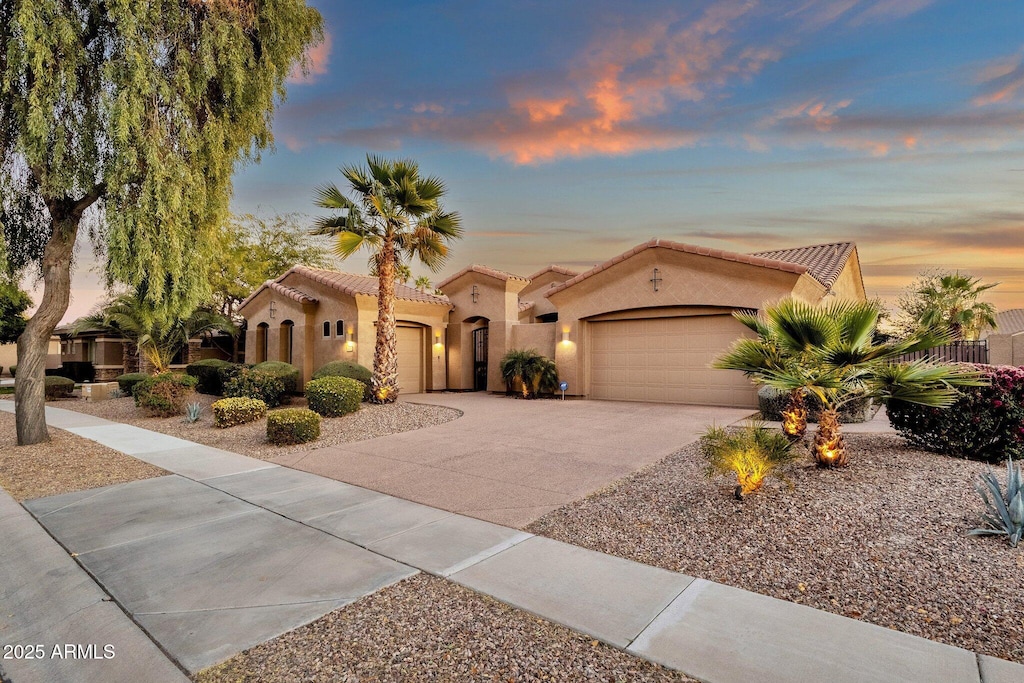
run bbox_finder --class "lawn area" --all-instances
[55,394,461,460]
[528,433,1024,664]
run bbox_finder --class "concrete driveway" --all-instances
[273,394,754,528]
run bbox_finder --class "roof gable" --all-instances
[751,242,855,290]
[525,265,580,281]
[436,264,528,290]
[995,308,1024,335]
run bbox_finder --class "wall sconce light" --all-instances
[269,300,277,319]
[560,329,570,345]
[434,331,444,358]
[345,329,354,351]
[471,285,479,303]
[435,331,442,344]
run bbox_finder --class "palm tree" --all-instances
[313,155,463,403]
[915,272,998,341]
[414,276,432,293]
[73,292,234,374]
[715,297,984,467]
[499,349,558,399]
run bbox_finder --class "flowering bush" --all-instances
[887,364,1024,463]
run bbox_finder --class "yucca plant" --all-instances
[715,297,986,468]
[969,457,1024,548]
[183,401,203,424]
[701,421,797,499]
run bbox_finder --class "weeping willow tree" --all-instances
[1,0,323,444]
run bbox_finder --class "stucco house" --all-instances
[239,240,865,408]
[984,308,1024,366]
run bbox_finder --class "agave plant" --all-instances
[183,401,203,424]
[969,457,1024,548]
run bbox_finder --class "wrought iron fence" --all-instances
[897,340,989,364]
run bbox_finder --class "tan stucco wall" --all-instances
[1,339,61,373]
[519,270,574,319]
[991,332,1024,366]
[829,250,867,301]
[547,248,808,397]
[510,323,557,360]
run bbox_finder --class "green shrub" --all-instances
[267,408,321,445]
[225,368,287,407]
[134,373,198,417]
[253,361,300,394]
[211,397,267,428]
[186,358,240,395]
[44,376,75,400]
[888,364,1024,463]
[305,376,363,417]
[116,372,149,396]
[701,422,797,498]
[312,361,372,400]
[499,349,559,399]
[9,365,15,377]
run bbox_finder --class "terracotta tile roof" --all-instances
[751,242,855,290]
[436,264,528,290]
[526,265,580,281]
[995,308,1024,335]
[546,239,809,297]
[238,265,451,311]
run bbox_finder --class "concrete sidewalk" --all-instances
[3,401,1022,682]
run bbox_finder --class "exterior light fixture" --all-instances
[345,329,354,352]
[561,330,570,343]
[650,268,662,292]
[471,285,479,303]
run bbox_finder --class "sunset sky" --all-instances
[56,0,1024,321]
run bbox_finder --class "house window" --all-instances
[280,320,294,364]
[256,323,269,363]
[336,320,345,338]
[323,321,331,338]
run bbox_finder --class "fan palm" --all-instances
[499,349,558,399]
[915,272,998,341]
[715,297,985,467]
[313,156,463,402]
[414,276,432,292]
[73,292,234,374]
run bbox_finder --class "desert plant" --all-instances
[305,376,363,417]
[267,408,321,445]
[134,373,198,417]
[715,297,985,467]
[9,365,15,377]
[312,360,372,400]
[252,361,300,394]
[969,457,1024,548]
[701,422,797,498]
[115,372,149,396]
[897,271,998,341]
[43,376,75,400]
[211,397,268,428]
[183,401,203,423]
[224,368,288,408]
[499,349,558,399]
[186,359,240,396]
[888,365,1024,463]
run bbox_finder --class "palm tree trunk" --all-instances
[782,389,808,439]
[14,214,79,445]
[372,236,400,403]
[813,407,848,467]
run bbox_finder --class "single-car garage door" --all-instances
[589,315,756,407]
[397,325,424,394]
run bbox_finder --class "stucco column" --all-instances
[487,321,513,392]
[302,302,317,388]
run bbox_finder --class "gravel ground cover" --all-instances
[528,433,1024,663]
[195,573,694,683]
[60,394,460,461]
[0,407,167,501]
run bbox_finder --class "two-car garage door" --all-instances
[396,325,424,394]
[589,315,756,408]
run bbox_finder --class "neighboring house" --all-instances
[0,339,61,376]
[239,240,866,408]
[984,308,1024,366]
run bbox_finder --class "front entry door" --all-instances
[473,327,488,391]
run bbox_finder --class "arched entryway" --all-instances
[465,316,489,391]
[279,320,294,364]
[255,323,269,363]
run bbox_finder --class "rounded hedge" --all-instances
[186,359,240,396]
[253,361,300,394]
[116,372,149,396]
[224,368,287,407]
[44,376,75,400]
[266,408,321,445]
[9,365,16,377]
[134,373,198,417]
[312,361,372,400]
[211,397,267,428]
[305,376,363,417]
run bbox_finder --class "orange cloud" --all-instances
[973,53,1024,106]
[512,97,575,123]
[288,32,332,85]
[412,102,447,114]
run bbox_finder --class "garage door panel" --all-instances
[588,316,756,408]
[396,326,423,394]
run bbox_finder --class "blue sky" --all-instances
[58,0,1024,320]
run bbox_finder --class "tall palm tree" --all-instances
[414,276,432,293]
[73,292,234,374]
[915,272,998,341]
[715,297,984,467]
[313,155,463,403]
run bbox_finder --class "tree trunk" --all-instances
[813,407,848,468]
[15,213,80,445]
[371,237,399,404]
[781,389,808,440]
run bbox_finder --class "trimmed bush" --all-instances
[44,376,75,400]
[134,373,198,417]
[267,408,321,445]
[225,368,287,407]
[888,364,1024,463]
[312,361,372,400]
[306,376,363,417]
[9,365,15,377]
[211,397,267,428]
[253,361,300,394]
[116,372,149,396]
[186,358,240,396]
